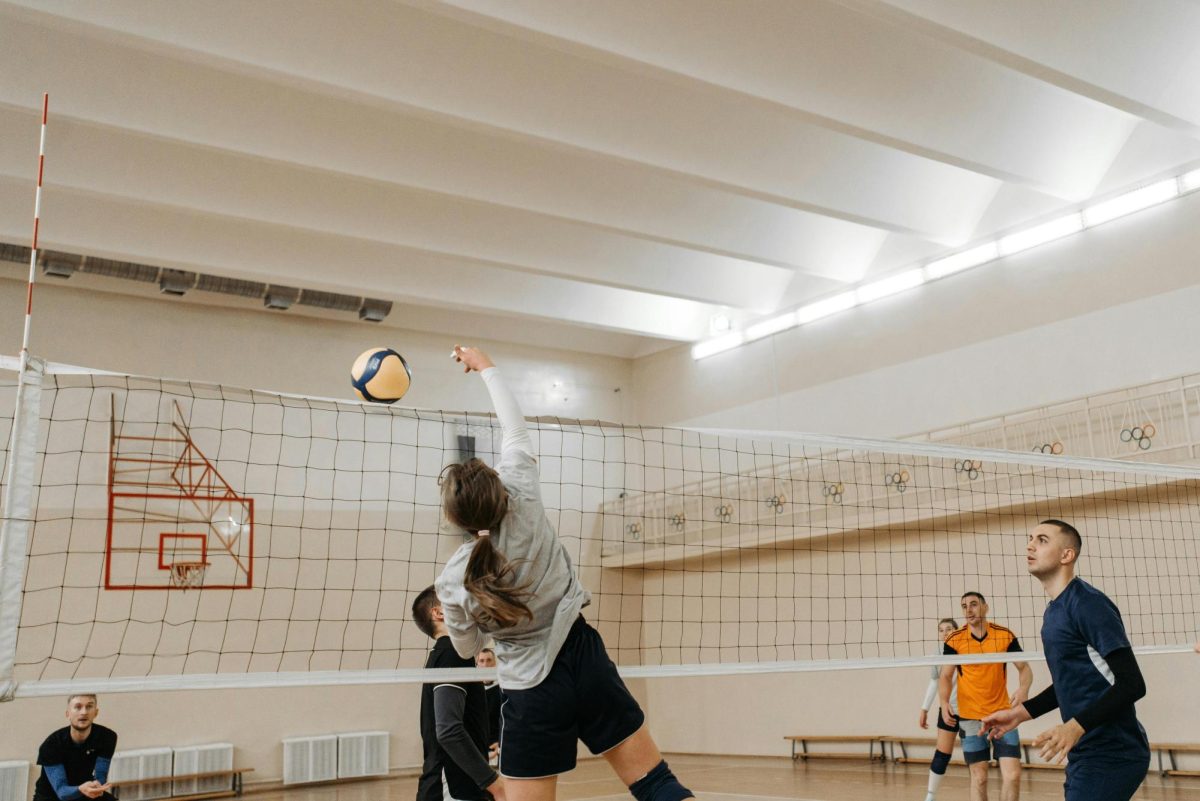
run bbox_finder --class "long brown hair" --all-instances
[440,459,533,628]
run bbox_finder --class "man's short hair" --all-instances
[961,591,986,604]
[411,586,440,639]
[478,647,495,656]
[66,693,97,707]
[1041,519,1082,556]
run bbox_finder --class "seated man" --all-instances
[34,694,117,801]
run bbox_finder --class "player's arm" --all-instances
[433,685,500,792]
[453,346,535,459]
[1007,637,1033,704]
[937,662,957,727]
[42,764,84,800]
[436,584,487,660]
[919,667,938,728]
[1073,647,1146,731]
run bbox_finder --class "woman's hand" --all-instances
[453,345,495,373]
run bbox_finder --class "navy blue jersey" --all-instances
[1041,578,1148,758]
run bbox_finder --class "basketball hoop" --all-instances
[168,562,209,590]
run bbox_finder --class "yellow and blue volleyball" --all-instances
[350,347,411,404]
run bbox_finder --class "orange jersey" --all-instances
[943,622,1022,719]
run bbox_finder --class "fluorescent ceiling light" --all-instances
[925,242,999,279]
[691,332,745,360]
[1084,179,1179,227]
[856,268,925,304]
[795,291,858,324]
[745,311,797,342]
[999,213,1083,256]
[1181,168,1200,194]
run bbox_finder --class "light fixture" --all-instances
[795,291,858,324]
[40,258,75,278]
[999,213,1083,256]
[691,332,745,360]
[856,268,925,304]
[1178,168,1200,194]
[358,297,393,323]
[158,268,196,296]
[263,284,300,310]
[1083,179,1178,228]
[924,242,999,279]
[710,313,732,334]
[745,311,796,342]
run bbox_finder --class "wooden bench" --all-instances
[113,768,254,800]
[785,735,884,762]
[1153,742,1200,777]
[879,735,967,765]
[878,735,1066,770]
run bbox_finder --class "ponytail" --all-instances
[464,534,533,628]
[440,459,533,628]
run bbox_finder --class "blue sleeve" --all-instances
[1075,592,1131,657]
[43,765,82,801]
[94,756,112,784]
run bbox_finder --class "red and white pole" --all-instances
[18,93,48,375]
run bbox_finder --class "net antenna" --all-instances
[0,94,48,702]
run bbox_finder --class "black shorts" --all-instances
[936,710,961,734]
[499,616,645,778]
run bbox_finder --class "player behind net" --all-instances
[434,346,694,801]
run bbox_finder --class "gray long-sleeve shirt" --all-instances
[435,367,591,690]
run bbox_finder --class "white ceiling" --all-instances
[1,0,1198,357]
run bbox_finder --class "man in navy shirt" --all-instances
[982,520,1149,801]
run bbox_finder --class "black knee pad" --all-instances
[630,760,692,801]
[930,749,952,775]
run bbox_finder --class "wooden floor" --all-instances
[244,754,1200,800]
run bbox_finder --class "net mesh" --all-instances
[2,372,1199,691]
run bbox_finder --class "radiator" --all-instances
[0,760,30,801]
[337,731,389,779]
[108,747,173,801]
[281,735,338,785]
[172,743,233,796]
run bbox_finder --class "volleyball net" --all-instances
[1,366,1198,697]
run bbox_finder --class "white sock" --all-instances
[925,768,944,799]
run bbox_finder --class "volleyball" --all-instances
[350,347,412,403]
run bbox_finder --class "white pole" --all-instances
[0,94,48,700]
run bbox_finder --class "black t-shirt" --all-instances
[34,725,118,801]
[418,637,490,801]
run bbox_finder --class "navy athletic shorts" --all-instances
[1064,753,1148,801]
[499,616,646,778]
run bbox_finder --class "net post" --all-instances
[0,356,45,701]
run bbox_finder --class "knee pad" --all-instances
[630,760,692,801]
[930,750,952,775]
